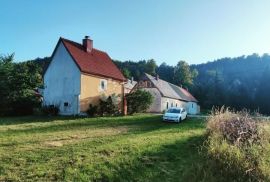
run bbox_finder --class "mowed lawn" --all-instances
[0,115,208,181]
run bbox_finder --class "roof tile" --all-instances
[145,73,198,102]
[60,38,126,81]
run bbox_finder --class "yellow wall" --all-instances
[80,73,124,112]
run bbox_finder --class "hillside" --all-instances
[191,53,270,113]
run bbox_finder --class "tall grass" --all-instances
[204,107,270,181]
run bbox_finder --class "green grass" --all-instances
[0,114,211,181]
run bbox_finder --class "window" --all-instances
[166,102,169,109]
[192,103,193,108]
[64,102,69,107]
[167,108,181,113]
[171,103,173,107]
[176,103,178,107]
[100,79,107,91]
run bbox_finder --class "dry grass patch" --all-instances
[205,107,270,181]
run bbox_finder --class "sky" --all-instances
[1,0,270,65]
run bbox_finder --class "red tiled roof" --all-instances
[59,37,126,81]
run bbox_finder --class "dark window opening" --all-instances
[101,81,105,89]
[64,102,69,107]
[166,102,169,109]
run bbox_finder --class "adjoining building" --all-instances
[134,73,200,114]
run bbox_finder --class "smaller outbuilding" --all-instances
[133,73,200,114]
[124,78,137,94]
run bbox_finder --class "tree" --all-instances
[211,70,225,107]
[173,61,198,88]
[156,62,174,83]
[144,59,157,75]
[126,89,153,114]
[256,67,270,114]
[0,54,14,114]
[113,59,157,81]
[122,68,131,79]
[0,54,42,115]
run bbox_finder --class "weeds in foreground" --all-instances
[204,107,270,181]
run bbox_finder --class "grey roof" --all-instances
[145,73,198,102]
[124,79,137,90]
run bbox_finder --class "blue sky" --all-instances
[1,0,270,65]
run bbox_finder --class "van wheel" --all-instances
[178,117,182,123]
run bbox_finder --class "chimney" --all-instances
[82,36,93,53]
[155,74,159,80]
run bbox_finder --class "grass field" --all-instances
[0,114,211,181]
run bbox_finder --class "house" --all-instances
[124,78,137,94]
[134,73,200,114]
[43,36,126,115]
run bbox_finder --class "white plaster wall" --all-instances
[43,42,81,115]
[188,102,199,114]
[161,97,188,112]
[142,88,162,113]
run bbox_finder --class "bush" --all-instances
[10,97,41,116]
[41,105,59,116]
[126,89,153,114]
[98,94,120,116]
[207,107,261,146]
[204,107,270,181]
[87,104,98,117]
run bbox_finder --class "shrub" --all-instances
[87,104,98,117]
[10,97,41,116]
[98,94,120,116]
[41,105,59,116]
[204,107,270,181]
[207,107,261,146]
[126,89,153,114]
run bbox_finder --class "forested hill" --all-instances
[191,53,270,113]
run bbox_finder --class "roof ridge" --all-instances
[144,72,198,102]
[61,37,110,56]
[61,37,81,46]
[146,73,182,89]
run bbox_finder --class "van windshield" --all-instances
[167,108,181,113]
